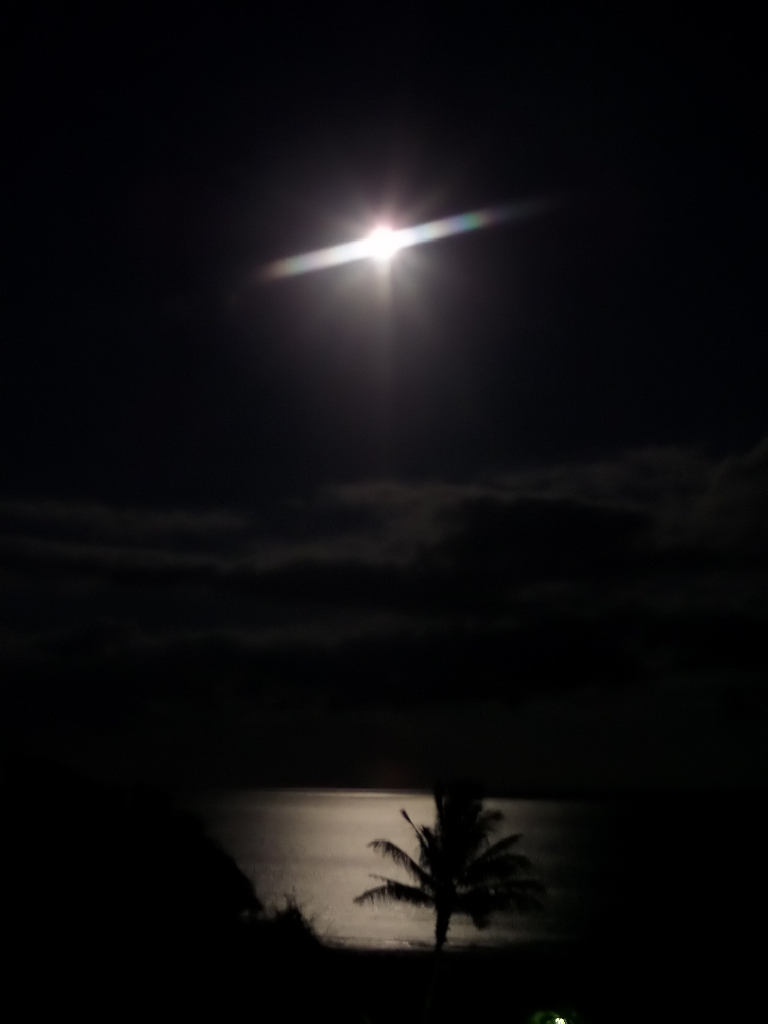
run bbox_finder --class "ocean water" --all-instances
[189,790,620,950]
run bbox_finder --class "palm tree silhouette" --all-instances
[354,782,544,952]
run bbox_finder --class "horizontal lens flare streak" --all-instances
[261,200,546,280]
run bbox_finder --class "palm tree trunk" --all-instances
[422,907,450,1023]
[435,906,450,953]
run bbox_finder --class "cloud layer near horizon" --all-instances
[3,439,768,789]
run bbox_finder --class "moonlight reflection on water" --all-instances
[190,790,610,949]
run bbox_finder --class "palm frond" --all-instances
[419,825,442,872]
[401,810,443,874]
[455,877,545,924]
[478,831,524,860]
[462,852,535,888]
[459,833,528,882]
[401,810,430,861]
[353,876,435,908]
[453,888,496,929]
[435,784,502,861]
[367,839,435,889]
[461,841,532,886]
[471,808,503,843]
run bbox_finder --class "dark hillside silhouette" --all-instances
[0,759,349,1020]
[1,759,261,1014]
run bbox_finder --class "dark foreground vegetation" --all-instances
[2,760,765,1022]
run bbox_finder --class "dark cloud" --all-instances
[2,440,768,789]
[429,495,651,577]
[2,439,767,614]
[691,439,768,552]
[4,439,766,614]
[0,500,249,542]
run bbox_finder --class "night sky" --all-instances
[2,6,766,791]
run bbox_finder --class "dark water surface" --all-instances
[188,789,702,950]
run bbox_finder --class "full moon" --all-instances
[261,202,542,279]
[365,226,402,262]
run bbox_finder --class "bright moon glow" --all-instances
[261,199,547,280]
[365,226,403,262]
